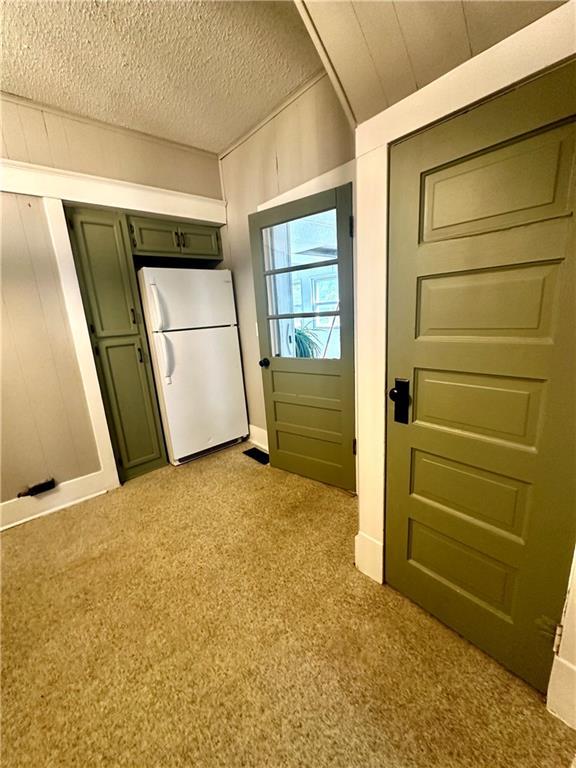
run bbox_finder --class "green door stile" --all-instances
[385,61,576,692]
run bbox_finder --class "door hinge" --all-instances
[536,615,563,653]
[349,215,354,238]
[352,438,357,455]
[94,345,100,357]
[553,623,563,655]
[67,217,74,231]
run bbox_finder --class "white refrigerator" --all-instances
[139,267,248,465]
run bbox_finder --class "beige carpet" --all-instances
[2,444,575,767]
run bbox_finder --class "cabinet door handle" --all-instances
[137,347,143,364]
[173,231,180,248]
[179,231,186,249]
[130,307,136,324]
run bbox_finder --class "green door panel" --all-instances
[128,216,181,255]
[68,207,167,482]
[97,337,166,479]
[386,60,576,692]
[71,209,137,337]
[249,184,356,492]
[178,223,221,258]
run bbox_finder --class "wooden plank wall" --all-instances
[1,193,100,501]
[1,95,222,199]
[219,74,354,430]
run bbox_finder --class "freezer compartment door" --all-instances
[140,267,236,331]
[153,326,248,463]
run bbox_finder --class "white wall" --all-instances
[352,2,575,723]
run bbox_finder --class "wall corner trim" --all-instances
[355,531,384,584]
[547,656,576,729]
[248,425,269,453]
[293,0,357,130]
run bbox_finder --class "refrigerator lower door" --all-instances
[152,326,248,464]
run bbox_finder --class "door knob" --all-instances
[388,378,410,424]
[259,358,270,368]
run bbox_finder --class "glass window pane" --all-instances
[266,264,339,316]
[263,209,337,271]
[269,316,341,360]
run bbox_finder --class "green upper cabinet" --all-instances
[70,209,138,337]
[179,223,220,257]
[128,215,221,260]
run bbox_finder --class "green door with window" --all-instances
[69,208,167,481]
[386,61,575,692]
[249,184,355,491]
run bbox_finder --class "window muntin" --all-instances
[262,208,341,359]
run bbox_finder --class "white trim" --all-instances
[1,159,227,223]
[249,425,269,453]
[354,3,576,587]
[354,532,384,583]
[256,160,355,211]
[293,1,356,130]
[1,473,110,530]
[357,2,576,157]
[547,656,576,729]
[43,197,120,490]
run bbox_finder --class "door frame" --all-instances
[0,163,226,528]
[353,6,574,723]
[353,4,575,583]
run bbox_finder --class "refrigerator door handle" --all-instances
[158,331,172,384]
[150,282,165,332]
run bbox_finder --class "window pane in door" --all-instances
[269,316,341,359]
[266,264,339,316]
[263,209,337,270]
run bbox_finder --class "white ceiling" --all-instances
[303,0,567,123]
[1,1,323,154]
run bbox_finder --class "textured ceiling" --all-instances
[1,1,323,153]
[303,0,568,124]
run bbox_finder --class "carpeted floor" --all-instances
[2,444,575,767]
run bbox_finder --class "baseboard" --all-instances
[547,655,576,729]
[355,531,384,584]
[1,470,119,530]
[249,424,269,453]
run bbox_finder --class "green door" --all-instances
[69,208,167,481]
[386,62,575,691]
[249,184,355,491]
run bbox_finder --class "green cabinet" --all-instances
[128,215,221,260]
[128,216,181,256]
[69,208,167,482]
[97,337,166,474]
[179,223,220,257]
[72,211,138,336]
